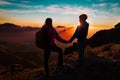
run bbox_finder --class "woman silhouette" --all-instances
[42,18,68,77]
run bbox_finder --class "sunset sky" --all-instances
[0,0,120,37]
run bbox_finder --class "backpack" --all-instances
[35,27,50,49]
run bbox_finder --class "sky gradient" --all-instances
[0,0,120,37]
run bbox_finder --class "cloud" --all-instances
[85,0,91,2]
[0,4,119,24]
[21,1,30,3]
[91,3,120,15]
[37,5,97,16]
[0,0,38,9]
[15,4,35,8]
[2,1,44,9]
[0,4,97,17]
[0,0,12,5]
[1,3,119,17]
[97,0,106,2]
[92,3,119,10]
[0,16,12,21]
[18,4,43,9]
[110,3,119,7]
[111,7,120,13]
[86,0,106,2]
[92,3,107,7]
[0,0,31,8]
[0,9,35,14]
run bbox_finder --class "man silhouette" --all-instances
[69,14,89,65]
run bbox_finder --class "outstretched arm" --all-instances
[53,28,68,44]
[69,27,79,42]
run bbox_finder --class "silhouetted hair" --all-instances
[45,18,52,26]
[79,14,88,21]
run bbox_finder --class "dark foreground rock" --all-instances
[38,55,120,80]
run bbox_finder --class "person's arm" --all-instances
[52,28,68,43]
[69,27,79,42]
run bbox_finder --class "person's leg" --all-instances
[51,45,63,67]
[43,49,51,77]
[77,39,86,65]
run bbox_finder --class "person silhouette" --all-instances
[42,18,68,77]
[69,14,89,65]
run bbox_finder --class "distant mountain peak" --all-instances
[88,22,120,47]
[0,23,39,32]
[115,22,120,29]
[56,25,66,28]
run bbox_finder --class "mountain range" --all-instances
[88,22,120,47]
[0,22,120,47]
[0,23,69,32]
[0,23,39,32]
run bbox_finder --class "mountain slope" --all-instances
[0,23,39,32]
[88,22,120,47]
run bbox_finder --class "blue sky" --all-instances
[0,0,120,29]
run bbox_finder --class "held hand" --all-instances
[64,40,69,44]
[64,40,72,44]
[66,40,72,44]
[65,41,69,44]
[68,40,72,43]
